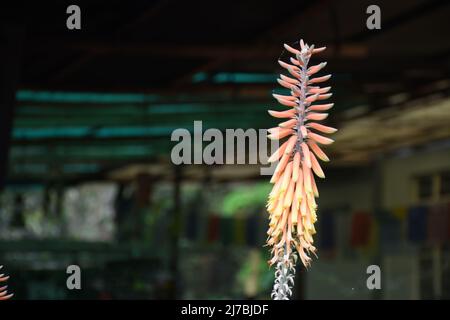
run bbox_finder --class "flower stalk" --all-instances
[266,39,336,300]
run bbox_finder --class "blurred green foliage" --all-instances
[221,183,271,217]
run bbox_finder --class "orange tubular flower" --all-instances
[0,265,13,300]
[267,40,336,300]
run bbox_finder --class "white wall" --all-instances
[317,168,374,211]
[315,147,450,211]
[382,148,450,208]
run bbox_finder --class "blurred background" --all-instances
[1,0,450,299]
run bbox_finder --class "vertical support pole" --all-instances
[56,182,66,235]
[169,165,182,298]
[293,266,305,300]
[0,23,23,190]
[372,155,383,300]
